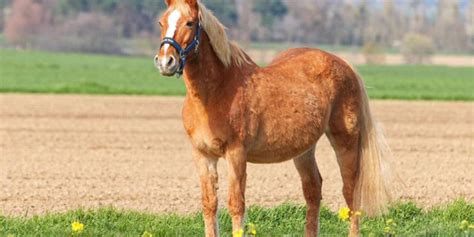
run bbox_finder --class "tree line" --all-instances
[1,0,472,56]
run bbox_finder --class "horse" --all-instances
[154,0,392,236]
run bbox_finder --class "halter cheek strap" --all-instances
[160,22,202,76]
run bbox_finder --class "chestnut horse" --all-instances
[154,0,392,236]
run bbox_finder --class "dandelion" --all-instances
[383,218,396,235]
[233,228,244,237]
[384,226,395,234]
[142,231,153,237]
[71,221,84,233]
[247,223,257,236]
[460,220,469,230]
[338,207,351,221]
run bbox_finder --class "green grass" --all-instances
[0,49,186,96]
[359,65,474,101]
[1,200,473,236]
[1,49,473,100]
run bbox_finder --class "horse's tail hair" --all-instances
[353,72,393,217]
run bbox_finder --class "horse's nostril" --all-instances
[167,56,175,67]
[154,55,159,65]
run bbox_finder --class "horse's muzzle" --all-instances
[155,55,179,77]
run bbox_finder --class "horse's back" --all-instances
[269,48,344,67]
[265,47,360,98]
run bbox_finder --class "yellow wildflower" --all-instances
[384,226,394,234]
[338,207,351,221]
[233,228,244,237]
[386,219,394,225]
[7,234,15,237]
[142,231,153,237]
[460,220,469,230]
[71,221,84,233]
[247,223,257,236]
[469,224,474,229]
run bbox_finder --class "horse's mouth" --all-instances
[158,65,179,77]
[161,71,178,77]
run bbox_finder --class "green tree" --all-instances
[0,0,11,31]
[253,0,287,28]
[202,0,238,27]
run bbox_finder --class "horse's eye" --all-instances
[158,21,163,28]
[186,21,194,28]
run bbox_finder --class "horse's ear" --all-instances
[165,0,173,6]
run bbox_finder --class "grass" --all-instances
[0,49,185,96]
[358,65,474,101]
[1,49,473,100]
[1,200,473,236]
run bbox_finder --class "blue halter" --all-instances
[160,22,202,76]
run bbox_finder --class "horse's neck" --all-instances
[182,33,255,105]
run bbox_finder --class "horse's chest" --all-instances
[182,95,247,157]
[183,108,229,157]
[188,125,227,157]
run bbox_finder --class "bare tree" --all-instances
[4,0,45,47]
[236,0,250,47]
[467,0,474,51]
[435,0,468,52]
[380,0,402,46]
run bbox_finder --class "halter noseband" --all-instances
[160,22,202,76]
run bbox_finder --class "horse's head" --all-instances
[154,0,201,77]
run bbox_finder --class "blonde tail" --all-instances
[354,73,393,216]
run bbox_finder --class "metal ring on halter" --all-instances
[159,22,202,76]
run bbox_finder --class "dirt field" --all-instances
[0,94,472,216]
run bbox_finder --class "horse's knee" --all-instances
[202,192,218,216]
[228,194,245,216]
[200,174,218,217]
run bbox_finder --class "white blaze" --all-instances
[162,10,181,67]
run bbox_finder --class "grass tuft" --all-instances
[1,200,473,236]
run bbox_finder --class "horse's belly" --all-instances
[247,111,326,163]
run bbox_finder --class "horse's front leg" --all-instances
[226,145,247,233]
[193,149,220,237]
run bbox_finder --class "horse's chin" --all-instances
[161,72,177,77]
[159,68,179,77]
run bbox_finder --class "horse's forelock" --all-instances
[167,0,192,15]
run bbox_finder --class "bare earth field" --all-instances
[0,94,472,217]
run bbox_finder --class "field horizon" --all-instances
[1,49,473,101]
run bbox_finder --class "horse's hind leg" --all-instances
[294,147,322,237]
[326,102,361,236]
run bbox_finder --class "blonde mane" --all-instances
[198,3,250,67]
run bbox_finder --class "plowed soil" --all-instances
[1,94,472,216]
